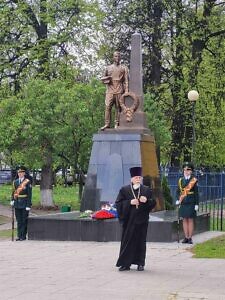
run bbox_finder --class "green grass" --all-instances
[192,234,225,258]
[0,229,16,238]
[0,184,80,210]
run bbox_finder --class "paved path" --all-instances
[0,231,225,300]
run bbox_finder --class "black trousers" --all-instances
[15,208,29,240]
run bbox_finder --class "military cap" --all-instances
[17,166,27,173]
[182,162,194,171]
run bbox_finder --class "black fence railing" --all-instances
[0,169,11,184]
[162,172,225,231]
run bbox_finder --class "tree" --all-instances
[144,93,171,165]
[0,0,103,206]
[0,0,102,88]
[161,175,174,210]
[101,0,225,167]
[100,0,163,89]
[0,78,105,206]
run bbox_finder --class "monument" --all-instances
[28,34,210,242]
[81,33,163,212]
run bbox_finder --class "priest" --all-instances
[115,167,156,271]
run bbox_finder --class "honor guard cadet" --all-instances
[115,167,156,271]
[11,166,32,241]
[176,162,199,244]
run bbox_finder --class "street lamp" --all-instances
[188,90,199,164]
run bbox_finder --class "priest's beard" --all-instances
[133,183,140,190]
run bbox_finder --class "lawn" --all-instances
[0,229,16,238]
[0,184,80,210]
[192,234,225,258]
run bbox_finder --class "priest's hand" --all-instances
[139,196,147,203]
[131,199,139,206]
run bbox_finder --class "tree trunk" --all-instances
[170,0,187,166]
[40,154,54,207]
[150,0,163,87]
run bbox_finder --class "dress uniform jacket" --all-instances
[12,178,32,209]
[176,175,199,218]
[12,177,32,240]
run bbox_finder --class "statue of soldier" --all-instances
[100,51,129,130]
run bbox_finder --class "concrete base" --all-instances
[28,211,210,242]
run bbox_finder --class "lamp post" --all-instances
[188,90,199,164]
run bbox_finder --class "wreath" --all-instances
[119,92,140,122]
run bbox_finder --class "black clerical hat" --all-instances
[130,167,142,177]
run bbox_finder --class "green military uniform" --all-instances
[176,175,199,218]
[12,174,32,240]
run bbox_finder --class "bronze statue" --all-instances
[100,51,129,130]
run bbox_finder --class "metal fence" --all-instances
[0,169,11,184]
[164,172,225,231]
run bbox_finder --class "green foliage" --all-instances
[161,176,174,210]
[0,184,80,210]
[144,93,171,163]
[192,235,225,258]
[0,0,103,82]
[1,0,225,172]
[0,77,105,173]
[195,34,225,167]
[102,0,225,167]
[0,229,16,238]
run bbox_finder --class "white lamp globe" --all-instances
[188,90,199,102]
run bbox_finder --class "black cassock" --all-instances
[116,184,156,267]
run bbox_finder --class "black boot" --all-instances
[182,237,189,244]
[119,266,130,271]
[137,265,144,271]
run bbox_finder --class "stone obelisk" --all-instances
[119,32,148,131]
[81,33,163,212]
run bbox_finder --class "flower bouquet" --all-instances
[79,210,93,218]
[91,203,118,220]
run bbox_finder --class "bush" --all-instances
[161,175,174,210]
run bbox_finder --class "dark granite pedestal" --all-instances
[28,211,210,242]
[81,132,163,212]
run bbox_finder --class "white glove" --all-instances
[26,207,31,211]
[175,200,180,205]
[194,205,199,211]
[10,201,14,206]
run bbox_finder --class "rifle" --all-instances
[177,204,180,243]
[11,204,15,241]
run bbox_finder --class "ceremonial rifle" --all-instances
[177,203,180,243]
[11,204,14,241]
